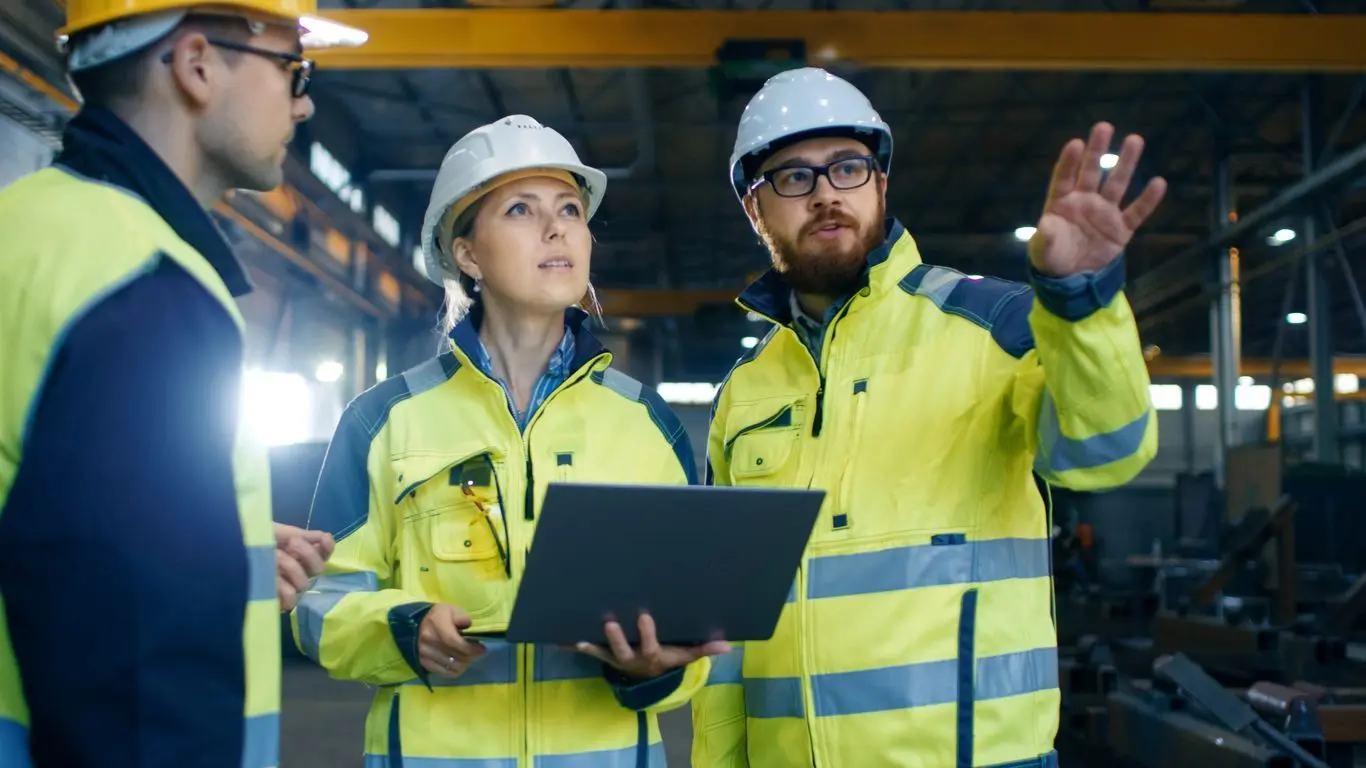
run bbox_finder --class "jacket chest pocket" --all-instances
[393,453,511,623]
[724,403,803,485]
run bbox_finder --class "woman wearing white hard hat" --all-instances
[292,115,728,767]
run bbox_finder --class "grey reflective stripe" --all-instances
[248,545,276,602]
[706,647,744,685]
[294,571,379,662]
[806,537,1050,601]
[418,641,517,687]
[365,756,517,768]
[744,676,804,719]
[747,647,1059,720]
[242,712,280,768]
[534,645,601,682]
[916,266,964,307]
[403,356,451,397]
[1035,389,1150,478]
[599,368,643,402]
[0,717,31,768]
[361,743,665,768]
[409,643,605,688]
[539,742,666,768]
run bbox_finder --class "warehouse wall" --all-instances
[0,112,52,190]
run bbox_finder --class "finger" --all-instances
[432,614,486,661]
[273,522,303,548]
[1076,122,1113,194]
[1046,138,1085,202]
[286,537,327,579]
[1121,176,1168,232]
[419,647,467,678]
[604,621,635,663]
[636,613,662,659]
[1099,133,1144,205]
[573,643,616,667]
[300,530,336,561]
[697,639,733,656]
[276,549,310,594]
[277,578,298,613]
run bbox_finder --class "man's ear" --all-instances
[742,193,761,231]
[164,31,215,108]
[451,237,481,282]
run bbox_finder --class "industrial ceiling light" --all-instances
[741,336,759,349]
[1269,228,1296,245]
[1099,153,1119,169]
[315,360,345,383]
[1014,226,1037,242]
[1286,312,1307,325]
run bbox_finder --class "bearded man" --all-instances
[691,67,1165,768]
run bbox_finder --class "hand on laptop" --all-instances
[574,613,731,680]
[419,604,488,679]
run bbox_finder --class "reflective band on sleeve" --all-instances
[248,545,277,602]
[705,647,745,686]
[241,712,280,768]
[294,571,379,662]
[0,717,31,768]
[1034,389,1151,477]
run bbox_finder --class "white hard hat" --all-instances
[728,67,893,200]
[419,114,607,285]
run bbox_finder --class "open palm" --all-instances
[1029,122,1168,277]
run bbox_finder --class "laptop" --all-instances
[500,482,824,647]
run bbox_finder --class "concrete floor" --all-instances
[280,658,694,767]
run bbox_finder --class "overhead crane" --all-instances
[312,9,1366,72]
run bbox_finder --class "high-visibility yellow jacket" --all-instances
[0,165,280,767]
[292,312,710,767]
[692,220,1156,768]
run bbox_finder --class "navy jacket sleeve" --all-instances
[0,259,250,768]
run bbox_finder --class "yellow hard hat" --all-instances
[59,1,366,69]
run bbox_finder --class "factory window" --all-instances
[372,205,401,248]
[1193,384,1272,412]
[309,141,366,214]
[1149,384,1183,411]
[658,382,719,405]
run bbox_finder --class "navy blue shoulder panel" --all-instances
[899,264,1036,360]
[308,351,460,539]
[590,367,698,485]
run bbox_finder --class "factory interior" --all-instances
[9,1,1366,766]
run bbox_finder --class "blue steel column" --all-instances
[1303,78,1339,462]
[1211,147,1241,480]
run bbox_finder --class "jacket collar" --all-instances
[54,106,252,297]
[448,304,609,374]
[736,217,921,323]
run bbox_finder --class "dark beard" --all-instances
[756,196,887,296]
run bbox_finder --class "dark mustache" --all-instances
[804,210,858,236]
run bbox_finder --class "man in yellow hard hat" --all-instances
[0,2,364,766]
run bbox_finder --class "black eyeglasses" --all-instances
[163,38,314,98]
[749,155,879,198]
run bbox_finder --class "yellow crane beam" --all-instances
[313,9,1366,72]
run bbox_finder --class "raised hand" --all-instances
[575,613,731,680]
[1029,122,1168,278]
[275,523,334,612]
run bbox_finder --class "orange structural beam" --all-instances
[313,9,1366,72]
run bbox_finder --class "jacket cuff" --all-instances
[1028,254,1126,322]
[388,602,435,690]
[603,665,686,711]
